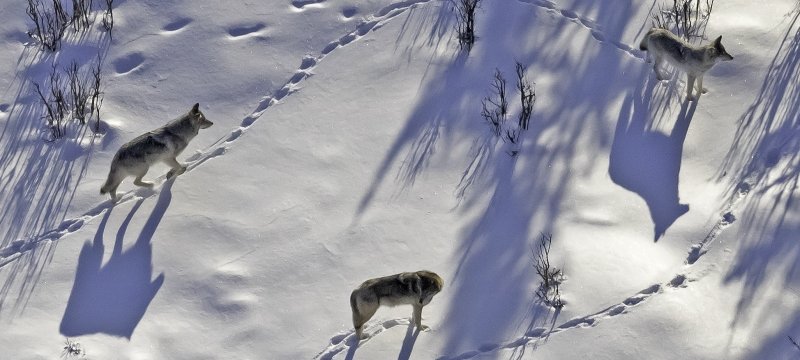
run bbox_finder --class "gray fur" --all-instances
[640,28,733,101]
[100,103,213,201]
[350,270,444,340]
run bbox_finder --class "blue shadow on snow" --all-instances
[59,181,172,339]
[609,73,697,241]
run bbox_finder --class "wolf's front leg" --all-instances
[696,75,708,94]
[685,74,696,101]
[165,157,187,178]
[412,304,428,331]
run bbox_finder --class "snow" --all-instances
[1,0,799,359]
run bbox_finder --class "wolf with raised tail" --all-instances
[100,103,213,202]
[350,270,444,341]
[640,28,733,101]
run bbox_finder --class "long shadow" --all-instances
[506,298,558,360]
[441,1,656,355]
[397,324,421,360]
[745,313,800,359]
[344,339,358,360]
[354,5,473,218]
[0,29,113,315]
[716,10,800,330]
[609,71,697,241]
[353,0,648,357]
[59,181,171,339]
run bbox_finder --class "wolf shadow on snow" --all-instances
[609,70,697,242]
[354,1,681,357]
[59,181,171,338]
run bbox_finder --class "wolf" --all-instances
[639,28,733,101]
[350,270,444,340]
[100,103,213,201]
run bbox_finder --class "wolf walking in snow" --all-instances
[639,28,733,101]
[100,103,213,202]
[350,270,444,340]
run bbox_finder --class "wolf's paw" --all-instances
[417,324,430,332]
[167,166,187,179]
[135,181,155,188]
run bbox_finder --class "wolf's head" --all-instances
[190,103,214,129]
[709,35,734,62]
[417,270,444,306]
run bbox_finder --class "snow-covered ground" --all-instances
[0,0,798,359]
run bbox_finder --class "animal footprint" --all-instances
[113,53,145,75]
[292,0,326,10]
[227,23,267,38]
[162,18,192,33]
[0,103,9,118]
[341,5,358,18]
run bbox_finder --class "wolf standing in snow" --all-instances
[350,270,444,340]
[639,28,733,101]
[100,103,213,202]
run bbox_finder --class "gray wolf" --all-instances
[350,270,444,340]
[639,28,733,101]
[100,103,213,201]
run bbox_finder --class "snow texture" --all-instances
[0,0,798,359]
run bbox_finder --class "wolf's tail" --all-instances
[350,290,359,317]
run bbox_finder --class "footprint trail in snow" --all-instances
[0,0,435,269]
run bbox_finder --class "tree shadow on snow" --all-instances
[59,181,171,339]
[715,9,800,353]
[355,0,652,357]
[744,312,800,360]
[0,26,114,316]
[609,70,697,241]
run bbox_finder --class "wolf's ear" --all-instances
[191,103,200,114]
[713,35,722,45]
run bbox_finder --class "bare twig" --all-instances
[532,233,564,308]
[102,0,114,36]
[49,63,67,136]
[790,336,800,352]
[652,0,714,43]
[25,0,69,51]
[515,61,535,131]
[454,0,481,51]
[66,61,90,124]
[33,64,67,140]
[90,54,104,131]
[481,69,508,136]
[61,338,86,359]
[26,0,44,44]
[70,0,92,31]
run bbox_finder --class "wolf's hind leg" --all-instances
[133,167,154,188]
[101,167,125,202]
[353,301,378,340]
